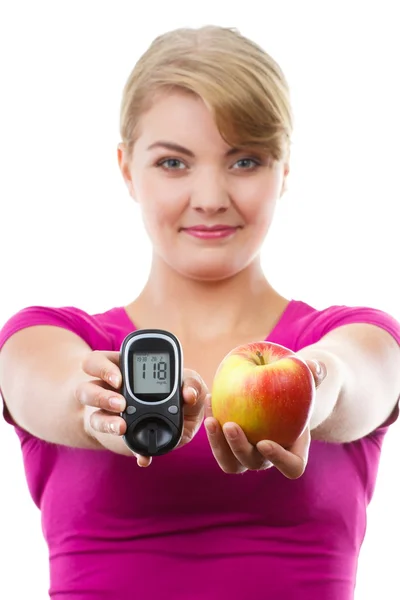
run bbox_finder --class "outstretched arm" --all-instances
[298,322,400,443]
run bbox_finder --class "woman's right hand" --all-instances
[76,350,208,467]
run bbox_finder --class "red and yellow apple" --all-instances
[211,341,316,448]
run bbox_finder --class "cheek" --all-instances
[135,173,187,229]
[236,176,280,223]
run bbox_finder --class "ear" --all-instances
[117,143,136,200]
[280,162,290,198]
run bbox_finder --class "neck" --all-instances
[128,254,286,342]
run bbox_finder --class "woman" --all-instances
[1,25,399,600]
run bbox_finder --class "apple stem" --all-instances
[256,351,265,365]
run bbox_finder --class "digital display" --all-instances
[133,352,171,395]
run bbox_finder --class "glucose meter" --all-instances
[119,329,184,457]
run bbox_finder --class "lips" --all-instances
[181,225,240,239]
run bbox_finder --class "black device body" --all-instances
[120,329,184,457]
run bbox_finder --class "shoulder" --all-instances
[0,304,134,352]
[284,299,400,350]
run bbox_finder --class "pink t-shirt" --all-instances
[1,299,400,600]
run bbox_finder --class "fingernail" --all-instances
[258,441,273,454]
[224,424,238,439]
[188,386,198,402]
[313,360,321,376]
[109,397,124,411]
[313,359,327,381]
[109,373,120,388]
[205,419,216,435]
[109,422,120,435]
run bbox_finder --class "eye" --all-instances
[157,158,187,170]
[232,158,261,170]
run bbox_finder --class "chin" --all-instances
[175,256,254,282]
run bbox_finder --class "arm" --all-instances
[297,323,400,443]
[0,325,208,461]
[0,325,123,451]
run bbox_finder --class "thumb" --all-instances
[306,359,327,388]
[182,369,209,417]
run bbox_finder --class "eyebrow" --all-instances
[146,141,244,158]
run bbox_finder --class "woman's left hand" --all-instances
[204,358,326,478]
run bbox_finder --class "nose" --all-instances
[190,171,230,214]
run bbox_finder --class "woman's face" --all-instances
[118,91,289,281]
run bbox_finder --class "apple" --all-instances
[211,341,316,448]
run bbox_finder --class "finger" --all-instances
[306,359,327,388]
[76,380,126,413]
[256,427,311,479]
[182,384,198,406]
[178,384,208,448]
[205,399,271,471]
[182,369,209,417]
[204,417,246,474]
[204,393,213,419]
[81,351,122,389]
[136,454,152,468]
[87,408,152,467]
[222,423,273,471]
[183,369,209,402]
[89,408,127,437]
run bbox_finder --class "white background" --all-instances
[0,1,399,598]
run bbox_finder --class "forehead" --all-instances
[134,91,230,152]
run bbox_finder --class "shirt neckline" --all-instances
[119,298,298,342]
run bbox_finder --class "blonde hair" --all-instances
[120,25,293,162]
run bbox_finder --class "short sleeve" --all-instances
[0,305,114,353]
[0,305,114,430]
[296,305,400,348]
[295,304,400,436]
